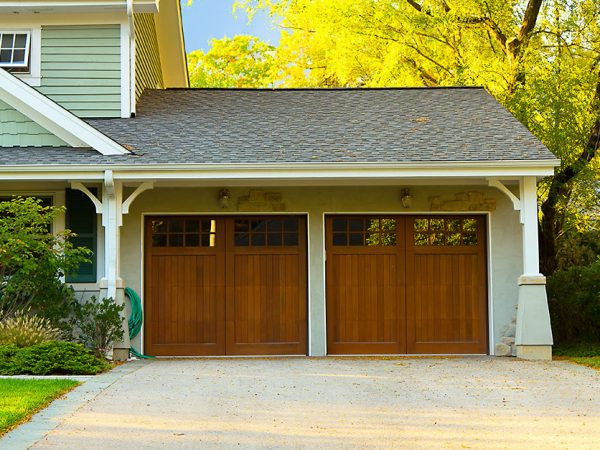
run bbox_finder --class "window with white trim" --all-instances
[0,31,30,71]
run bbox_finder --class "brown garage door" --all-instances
[145,216,307,356]
[326,215,487,355]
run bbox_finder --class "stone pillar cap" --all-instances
[518,274,547,285]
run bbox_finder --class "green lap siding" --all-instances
[37,25,122,118]
[0,100,67,147]
[134,13,163,101]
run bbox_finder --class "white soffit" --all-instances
[0,69,129,155]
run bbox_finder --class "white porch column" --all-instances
[515,176,553,360]
[98,170,130,361]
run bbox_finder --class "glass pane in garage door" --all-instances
[331,217,397,247]
[413,217,478,247]
[234,217,299,247]
[151,217,217,248]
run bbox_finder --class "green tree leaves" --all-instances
[188,35,276,88]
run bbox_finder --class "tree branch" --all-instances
[517,0,544,44]
[405,0,450,15]
[461,16,508,53]
[508,0,543,58]
[405,0,431,16]
[401,57,439,86]
[406,43,453,76]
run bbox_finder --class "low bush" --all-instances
[0,341,110,375]
[0,311,61,347]
[0,197,90,339]
[547,259,600,344]
[71,297,124,358]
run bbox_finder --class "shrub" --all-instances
[0,344,19,374]
[0,341,110,375]
[547,259,600,344]
[0,311,61,347]
[71,297,125,358]
[0,197,90,328]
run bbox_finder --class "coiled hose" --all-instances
[125,287,154,359]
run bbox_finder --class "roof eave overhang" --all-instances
[155,0,189,88]
[0,160,561,181]
[0,0,158,14]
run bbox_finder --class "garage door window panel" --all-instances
[331,217,398,249]
[414,217,479,247]
[234,218,299,248]
[151,217,218,249]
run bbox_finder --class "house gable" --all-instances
[0,2,186,154]
[0,68,128,154]
[0,99,67,147]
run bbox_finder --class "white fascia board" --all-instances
[112,162,559,180]
[0,69,129,155]
[0,160,560,181]
[0,1,158,14]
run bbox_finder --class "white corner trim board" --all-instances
[0,69,129,155]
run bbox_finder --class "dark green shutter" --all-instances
[66,189,97,283]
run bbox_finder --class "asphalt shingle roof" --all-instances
[0,87,556,166]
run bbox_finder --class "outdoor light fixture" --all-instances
[218,189,231,209]
[400,188,412,208]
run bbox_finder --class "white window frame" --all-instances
[0,27,41,86]
[0,30,31,69]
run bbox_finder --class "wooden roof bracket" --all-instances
[487,177,524,224]
[122,181,154,215]
[70,179,154,223]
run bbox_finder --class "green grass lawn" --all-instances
[554,343,600,371]
[0,379,80,436]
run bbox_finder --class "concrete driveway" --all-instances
[7,357,600,449]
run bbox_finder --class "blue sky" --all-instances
[180,0,281,53]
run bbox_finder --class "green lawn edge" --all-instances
[0,379,80,436]
[554,343,600,372]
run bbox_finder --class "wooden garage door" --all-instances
[145,216,307,356]
[326,216,406,354]
[326,215,487,355]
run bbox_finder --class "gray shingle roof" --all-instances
[0,87,556,166]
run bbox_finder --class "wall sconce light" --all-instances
[218,189,231,209]
[401,188,412,208]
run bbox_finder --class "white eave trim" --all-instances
[0,1,158,14]
[0,159,561,181]
[0,69,129,156]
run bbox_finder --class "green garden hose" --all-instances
[125,287,154,359]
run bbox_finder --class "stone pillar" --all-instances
[515,275,553,360]
[515,177,553,360]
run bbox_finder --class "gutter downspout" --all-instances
[127,0,136,116]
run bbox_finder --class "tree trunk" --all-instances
[539,71,600,275]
